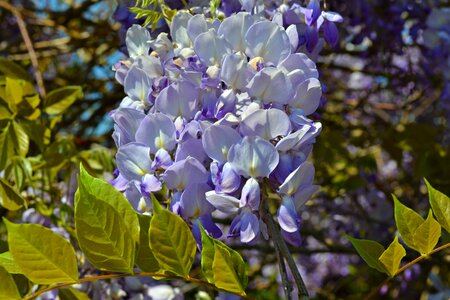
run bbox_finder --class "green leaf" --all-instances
[11,121,29,157]
[425,179,450,233]
[378,235,406,277]
[212,242,247,295]
[0,252,23,274]
[347,235,387,273]
[393,195,424,251]
[0,121,29,170]
[5,78,25,108]
[75,165,139,273]
[4,218,78,284]
[0,58,31,81]
[0,266,21,300]
[200,225,215,283]
[413,210,441,255]
[135,214,159,272]
[200,225,247,295]
[58,287,90,300]
[0,178,26,211]
[44,86,82,115]
[149,197,196,277]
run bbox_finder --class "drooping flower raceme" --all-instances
[110,9,324,245]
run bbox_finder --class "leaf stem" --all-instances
[364,242,450,300]
[23,271,256,300]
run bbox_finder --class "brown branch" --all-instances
[0,0,46,98]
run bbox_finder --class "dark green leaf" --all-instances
[58,287,90,300]
[347,235,387,273]
[4,219,78,284]
[0,58,31,81]
[135,214,159,272]
[149,197,196,277]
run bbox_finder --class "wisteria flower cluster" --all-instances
[110,10,323,246]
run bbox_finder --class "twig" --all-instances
[0,1,46,98]
[261,202,309,300]
[364,242,450,300]
[24,271,256,300]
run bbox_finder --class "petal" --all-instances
[322,11,344,23]
[133,56,164,79]
[240,178,260,210]
[202,124,242,163]
[281,228,302,246]
[126,25,151,59]
[289,78,322,115]
[323,21,339,47]
[152,148,174,170]
[135,112,177,152]
[194,29,231,66]
[245,21,291,65]
[124,66,152,103]
[240,210,259,243]
[217,162,241,194]
[155,80,199,120]
[228,136,279,178]
[140,174,162,198]
[246,67,293,104]
[170,11,192,48]
[278,53,319,86]
[294,184,319,209]
[205,191,240,214]
[187,14,209,42]
[180,183,214,219]
[199,214,222,238]
[220,53,253,90]
[218,12,258,53]
[275,124,312,152]
[279,162,315,196]
[116,143,152,181]
[111,108,145,146]
[278,197,300,232]
[240,108,291,140]
[286,24,299,52]
[162,156,208,190]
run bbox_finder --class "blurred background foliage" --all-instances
[0,0,449,299]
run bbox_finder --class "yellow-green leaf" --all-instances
[378,235,406,277]
[0,58,31,81]
[413,210,441,255]
[393,195,424,251]
[425,179,450,233]
[135,214,159,272]
[44,86,82,115]
[5,77,25,108]
[58,287,91,300]
[0,266,21,300]
[0,178,26,211]
[212,242,247,295]
[200,224,247,295]
[149,198,196,277]
[347,235,387,274]
[75,165,139,273]
[0,252,23,274]
[4,219,78,284]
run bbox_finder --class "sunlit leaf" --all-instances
[0,266,21,300]
[200,225,248,295]
[378,235,406,277]
[347,235,387,274]
[44,86,82,115]
[4,219,78,284]
[425,179,450,233]
[413,210,441,255]
[135,214,159,272]
[149,197,196,276]
[0,178,25,211]
[58,287,91,300]
[393,195,424,251]
[75,165,139,273]
[0,252,22,274]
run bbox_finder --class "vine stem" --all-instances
[261,201,309,300]
[0,0,46,98]
[24,272,256,300]
[364,242,450,300]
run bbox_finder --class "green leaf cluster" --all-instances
[348,178,449,278]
